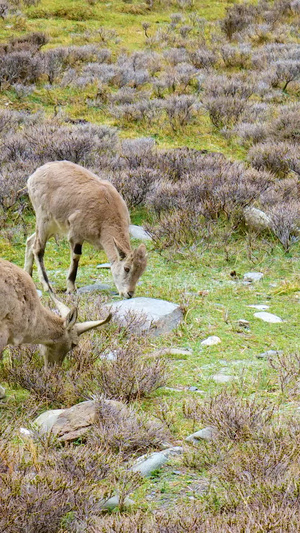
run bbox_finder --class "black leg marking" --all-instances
[74,243,82,255]
[68,257,80,284]
[37,249,51,286]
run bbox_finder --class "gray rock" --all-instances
[131,447,183,477]
[34,399,127,441]
[257,349,283,359]
[34,409,63,433]
[77,282,115,294]
[201,336,221,346]
[131,452,169,476]
[105,297,183,336]
[0,385,6,399]
[254,312,283,323]
[243,272,264,283]
[186,426,216,443]
[188,386,199,391]
[129,224,152,241]
[243,206,271,232]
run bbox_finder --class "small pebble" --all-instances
[201,336,221,346]
[243,272,263,282]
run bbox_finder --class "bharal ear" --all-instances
[136,243,147,259]
[113,238,127,261]
[64,307,78,330]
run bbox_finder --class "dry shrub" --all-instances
[93,339,168,402]
[270,59,300,91]
[3,346,84,407]
[203,73,254,100]
[0,50,43,88]
[6,31,48,53]
[220,43,252,69]
[89,397,168,458]
[183,390,275,442]
[268,200,300,250]
[0,430,117,533]
[220,3,256,40]
[164,94,198,130]
[109,168,160,207]
[269,103,300,141]
[268,351,300,394]
[248,141,298,178]
[110,98,162,124]
[145,209,209,250]
[232,121,268,145]
[189,46,217,69]
[204,95,248,129]
[119,137,155,168]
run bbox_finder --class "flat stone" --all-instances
[201,336,221,346]
[0,385,6,399]
[243,272,264,282]
[254,312,283,323]
[256,349,283,359]
[129,224,152,241]
[131,447,183,477]
[186,426,216,443]
[212,373,233,383]
[248,304,270,310]
[105,297,183,336]
[77,282,115,294]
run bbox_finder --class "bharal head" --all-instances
[111,239,147,299]
[41,295,112,367]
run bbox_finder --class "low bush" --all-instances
[220,3,256,40]
[248,141,298,178]
[92,340,168,402]
[183,390,274,442]
[89,397,168,458]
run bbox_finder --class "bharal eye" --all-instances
[124,266,130,273]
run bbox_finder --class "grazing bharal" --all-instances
[25,160,147,298]
[0,258,111,368]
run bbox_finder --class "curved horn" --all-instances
[50,293,71,318]
[76,313,112,336]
